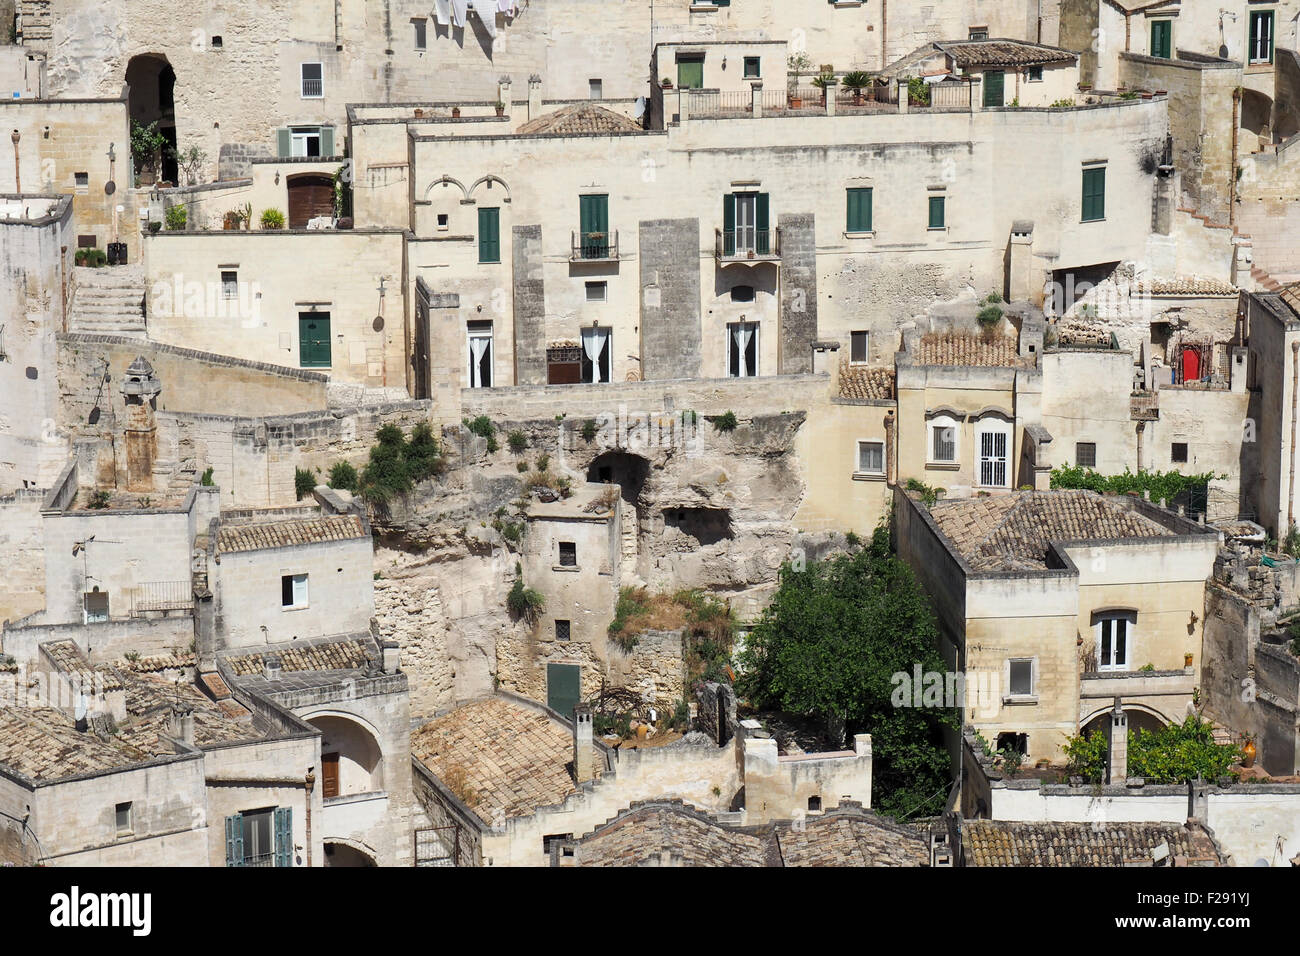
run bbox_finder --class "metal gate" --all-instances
[414,825,460,867]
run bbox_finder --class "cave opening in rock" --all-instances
[586,451,649,506]
[663,507,733,546]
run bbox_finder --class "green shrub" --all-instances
[985,292,1002,304]
[164,204,188,231]
[327,461,359,492]
[357,422,443,503]
[200,466,215,486]
[86,489,112,509]
[536,453,550,472]
[506,576,545,622]
[295,467,318,500]
[1063,728,1108,782]
[580,419,598,442]
[713,411,738,432]
[998,748,1024,776]
[1049,465,1220,509]
[507,430,528,453]
[904,477,945,508]
[976,304,1003,327]
[1127,715,1242,783]
[260,208,286,229]
[516,460,529,473]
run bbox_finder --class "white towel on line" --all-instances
[433,0,451,25]
[470,0,497,36]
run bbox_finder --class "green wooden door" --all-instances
[579,194,608,258]
[298,312,331,367]
[723,192,736,256]
[547,663,581,720]
[478,207,500,263]
[755,192,770,255]
[677,58,704,89]
[983,70,1004,107]
[1150,20,1172,59]
[1081,166,1106,221]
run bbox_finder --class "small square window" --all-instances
[1171,442,1188,463]
[743,57,761,79]
[856,440,884,475]
[211,35,223,49]
[1027,65,1043,81]
[436,213,449,230]
[559,541,577,567]
[555,619,571,642]
[74,171,88,191]
[585,281,607,302]
[850,330,868,364]
[413,19,427,50]
[281,573,308,609]
[928,195,946,230]
[730,284,755,303]
[115,801,133,834]
[1076,442,1096,468]
[589,78,603,100]
[221,270,238,299]
[969,28,989,40]
[1008,659,1034,697]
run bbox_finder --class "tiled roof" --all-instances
[516,103,643,136]
[912,332,1025,368]
[411,696,601,825]
[119,651,196,673]
[570,800,929,867]
[839,364,896,401]
[117,672,259,751]
[0,707,147,780]
[224,636,374,677]
[928,490,1173,571]
[215,514,366,553]
[939,39,1077,67]
[1137,277,1237,296]
[1278,282,1300,318]
[963,820,1223,866]
[41,640,124,691]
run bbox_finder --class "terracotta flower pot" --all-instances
[1242,740,1257,768]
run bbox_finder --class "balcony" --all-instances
[1130,391,1159,421]
[130,580,195,616]
[715,227,781,263]
[570,229,619,262]
[1079,668,1195,700]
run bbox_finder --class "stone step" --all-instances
[74,301,145,314]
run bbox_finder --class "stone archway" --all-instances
[126,53,177,184]
[306,714,385,798]
[324,840,378,867]
[1240,88,1273,150]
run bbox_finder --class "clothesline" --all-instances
[432,0,524,30]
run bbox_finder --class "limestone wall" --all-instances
[0,490,46,623]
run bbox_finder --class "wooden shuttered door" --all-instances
[287,174,335,228]
[983,70,1004,107]
[299,312,332,367]
[546,663,581,720]
[478,207,500,263]
[273,807,293,868]
[1081,166,1106,221]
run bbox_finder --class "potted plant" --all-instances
[260,207,286,230]
[223,210,240,230]
[147,220,162,235]
[661,77,673,89]
[787,50,812,107]
[843,70,872,105]
[495,100,505,116]
[451,106,461,118]
[237,202,253,230]
[74,248,88,266]
[812,72,838,105]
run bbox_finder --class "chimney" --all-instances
[1008,221,1035,304]
[169,706,195,747]
[1187,778,1209,822]
[381,640,400,674]
[1108,698,1128,785]
[264,653,282,682]
[498,75,512,111]
[573,703,594,784]
[527,74,542,121]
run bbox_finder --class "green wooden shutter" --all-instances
[320,126,335,157]
[547,663,581,720]
[299,313,331,367]
[225,814,244,867]
[579,194,608,257]
[847,188,872,232]
[723,193,735,256]
[1150,20,1171,59]
[273,807,292,867]
[755,192,769,255]
[478,207,500,263]
[276,128,291,158]
[928,195,945,229]
[983,70,1004,107]
[677,58,703,89]
[1082,167,1105,221]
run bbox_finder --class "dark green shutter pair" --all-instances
[928,195,945,229]
[983,70,1004,107]
[846,187,872,232]
[1150,20,1172,59]
[478,207,500,262]
[579,194,609,258]
[1082,167,1106,221]
[275,127,334,157]
[224,809,292,866]
[298,313,331,368]
[722,192,770,255]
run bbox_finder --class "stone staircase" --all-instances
[70,265,147,337]
[1252,265,1283,293]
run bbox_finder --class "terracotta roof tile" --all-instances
[516,103,642,136]
[939,39,1077,67]
[928,490,1173,571]
[963,820,1223,866]
[225,637,374,676]
[912,331,1025,368]
[216,514,366,554]
[839,364,896,400]
[1137,277,1237,296]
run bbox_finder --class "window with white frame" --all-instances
[301,62,323,98]
[856,440,884,476]
[467,321,494,388]
[1094,610,1135,671]
[850,330,869,365]
[727,321,759,378]
[221,270,239,299]
[281,573,308,609]
[928,415,959,465]
[1006,658,1035,698]
[976,417,1011,487]
[290,126,322,157]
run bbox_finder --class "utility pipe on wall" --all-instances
[1288,341,1299,532]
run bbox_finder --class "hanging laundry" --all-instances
[496,0,516,14]
[469,0,497,36]
[451,0,468,28]
[433,0,451,25]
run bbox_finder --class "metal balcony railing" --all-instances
[301,77,323,98]
[570,229,618,261]
[715,227,780,261]
[131,580,195,615]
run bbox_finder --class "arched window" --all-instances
[927,414,960,465]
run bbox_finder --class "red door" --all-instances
[1181,347,1201,383]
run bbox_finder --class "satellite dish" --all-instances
[88,406,101,424]
[633,96,646,120]
[104,180,116,195]
[372,315,385,332]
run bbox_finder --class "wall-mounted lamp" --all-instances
[274,171,280,185]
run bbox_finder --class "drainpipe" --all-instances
[1230,86,1241,227]
[1288,340,1299,532]
[1135,421,1145,471]
[884,409,896,485]
[10,129,19,193]
[304,768,316,868]
[880,0,887,71]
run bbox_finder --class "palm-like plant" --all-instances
[812,72,838,104]
[841,70,872,104]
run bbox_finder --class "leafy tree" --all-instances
[1127,715,1242,783]
[738,526,957,818]
[130,120,168,181]
[357,423,443,503]
[1063,728,1107,782]
[1049,465,1219,509]
[327,461,359,492]
[294,467,318,501]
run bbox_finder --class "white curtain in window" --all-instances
[469,335,490,388]
[469,0,497,36]
[433,0,451,25]
[733,323,754,377]
[582,328,608,383]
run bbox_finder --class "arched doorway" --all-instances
[308,715,384,798]
[1240,89,1273,149]
[287,173,336,228]
[126,54,177,185]
[324,841,377,867]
